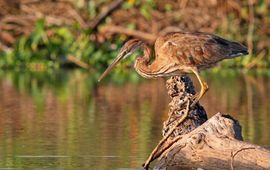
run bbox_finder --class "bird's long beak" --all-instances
[98,50,128,82]
[98,39,143,82]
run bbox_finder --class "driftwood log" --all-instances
[146,76,270,170]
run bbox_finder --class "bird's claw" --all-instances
[190,95,199,108]
[203,82,209,91]
[142,163,149,170]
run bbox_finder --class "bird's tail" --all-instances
[227,42,249,58]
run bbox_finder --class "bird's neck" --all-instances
[134,44,156,78]
[142,44,152,63]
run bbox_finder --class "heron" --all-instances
[99,32,248,169]
[98,32,248,106]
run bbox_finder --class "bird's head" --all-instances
[98,39,144,82]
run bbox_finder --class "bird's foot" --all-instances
[191,95,199,108]
[203,82,209,91]
[142,163,150,170]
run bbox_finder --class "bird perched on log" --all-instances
[99,33,248,169]
[99,32,248,107]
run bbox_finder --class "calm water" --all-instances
[0,69,269,169]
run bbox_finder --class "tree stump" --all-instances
[162,76,207,137]
[149,76,270,170]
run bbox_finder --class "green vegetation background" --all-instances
[0,0,269,82]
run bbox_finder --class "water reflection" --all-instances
[0,69,269,169]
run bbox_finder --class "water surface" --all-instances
[0,70,269,169]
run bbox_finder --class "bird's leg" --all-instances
[142,100,190,170]
[190,68,209,107]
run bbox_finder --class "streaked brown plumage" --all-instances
[99,32,248,105]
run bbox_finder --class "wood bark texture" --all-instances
[154,76,270,170]
[163,76,208,137]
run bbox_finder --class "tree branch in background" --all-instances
[99,25,157,44]
[67,55,94,71]
[90,0,124,31]
[245,50,267,69]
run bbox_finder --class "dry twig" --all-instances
[143,100,190,169]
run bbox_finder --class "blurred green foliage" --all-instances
[0,19,115,70]
[0,17,142,81]
[0,0,269,79]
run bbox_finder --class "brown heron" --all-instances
[98,32,248,106]
[99,32,248,169]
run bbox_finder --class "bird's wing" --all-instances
[155,32,247,68]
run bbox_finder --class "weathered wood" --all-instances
[142,76,208,169]
[152,76,270,170]
[163,76,207,137]
[155,113,270,170]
